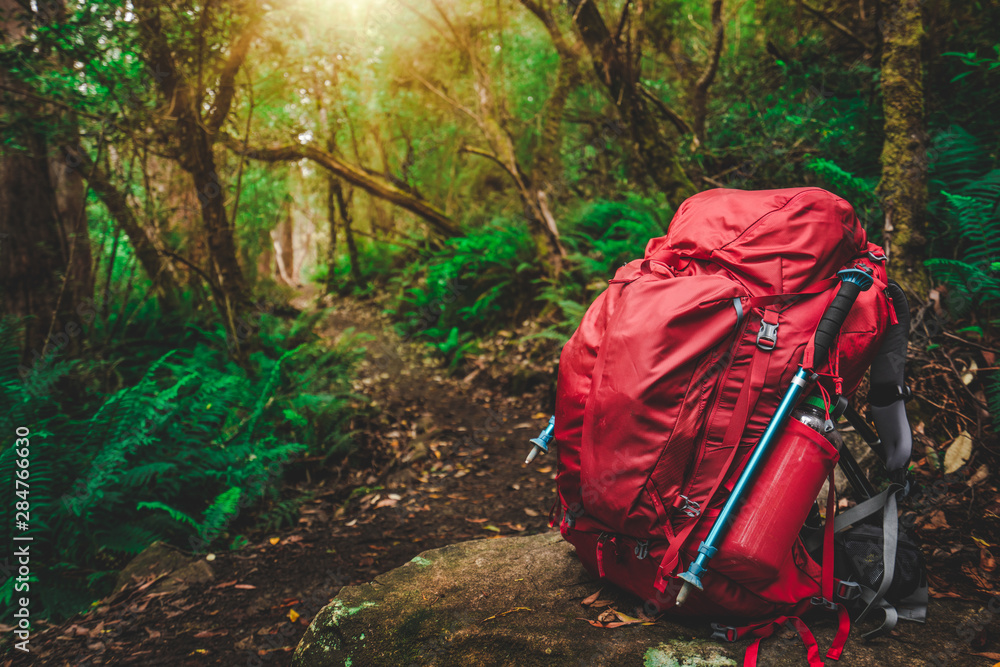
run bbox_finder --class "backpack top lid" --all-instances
[645,187,868,294]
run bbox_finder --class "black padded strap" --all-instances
[868,280,913,473]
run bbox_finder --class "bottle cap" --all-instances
[803,395,827,411]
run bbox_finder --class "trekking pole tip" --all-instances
[525,446,541,465]
[675,581,693,607]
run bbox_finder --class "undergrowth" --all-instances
[0,308,364,623]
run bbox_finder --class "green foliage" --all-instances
[564,196,667,280]
[0,309,362,623]
[530,196,666,345]
[805,158,882,232]
[388,219,536,366]
[925,188,1000,319]
[944,45,1000,82]
[922,125,1000,321]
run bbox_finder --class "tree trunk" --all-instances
[191,139,252,313]
[325,174,338,294]
[277,198,296,285]
[0,133,72,354]
[65,144,180,309]
[876,0,929,295]
[333,180,363,287]
[222,136,462,239]
[691,0,724,147]
[568,0,697,206]
[134,0,255,355]
[0,0,90,356]
[257,232,273,283]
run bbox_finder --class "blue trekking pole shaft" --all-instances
[675,267,873,606]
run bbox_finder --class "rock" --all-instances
[294,532,990,666]
[113,541,214,596]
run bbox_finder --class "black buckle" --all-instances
[634,540,649,560]
[756,319,778,351]
[868,249,887,262]
[869,383,912,407]
[710,623,738,642]
[811,596,838,610]
[835,581,862,602]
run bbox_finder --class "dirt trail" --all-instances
[24,299,558,666]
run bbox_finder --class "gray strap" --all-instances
[857,586,900,639]
[857,489,899,623]
[803,483,899,553]
[896,581,928,623]
[832,483,902,534]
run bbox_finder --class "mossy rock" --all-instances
[293,532,992,666]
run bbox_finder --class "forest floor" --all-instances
[23,297,561,666]
[16,295,1000,666]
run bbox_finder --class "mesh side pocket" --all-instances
[840,522,925,601]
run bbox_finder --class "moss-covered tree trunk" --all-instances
[877,0,929,295]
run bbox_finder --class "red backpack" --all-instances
[549,187,919,664]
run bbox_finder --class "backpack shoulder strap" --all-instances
[867,279,913,478]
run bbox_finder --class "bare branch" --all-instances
[222,134,461,238]
[692,0,724,145]
[208,19,258,132]
[799,0,873,51]
[638,85,692,135]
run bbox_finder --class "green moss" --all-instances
[642,641,737,667]
[322,599,378,628]
[410,556,432,567]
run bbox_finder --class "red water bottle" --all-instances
[715,396,841,583]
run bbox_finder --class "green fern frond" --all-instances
[136,501,200,529]
[199,486,242,544]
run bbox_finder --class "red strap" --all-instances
[742,616,824,667]
[787,617,824,666]
[653,343,767,592]
[596,534,608,578]
[818,471,851,661]
[827,603,851,660]
[744,276,839,309]
[822,469,836,603]
[548,496,562,529]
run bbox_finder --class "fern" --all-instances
[988,374,1000,432]
[199,487,243,544]
[136,501,200,529]
[805,158,882,231]
[0,307,362,623]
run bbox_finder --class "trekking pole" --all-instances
[525,415,555,464]
[675,267,874,606]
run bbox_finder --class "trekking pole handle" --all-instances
[812,268,874,368]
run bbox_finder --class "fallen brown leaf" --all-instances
[597,609,617,623]
[980,548,997,574]
[234,584,256,590]
[612,610,642,624]
[193,630,228,638]
[581,590,602,606]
